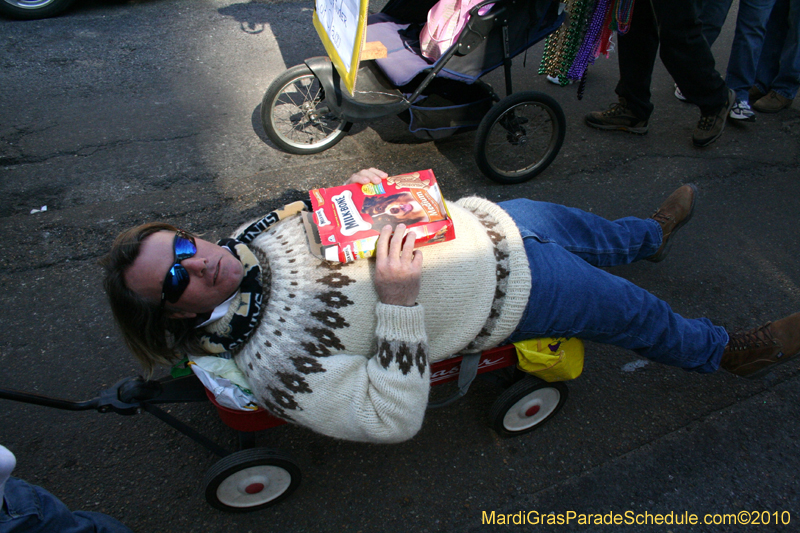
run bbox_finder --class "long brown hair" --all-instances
[99,223,204,377]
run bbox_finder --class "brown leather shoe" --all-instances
[646,184,698,262]
[753,90,793,113]
[721,312,800,379]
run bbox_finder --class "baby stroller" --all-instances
[261,0,567,184]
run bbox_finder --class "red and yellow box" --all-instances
[303,169,455,263]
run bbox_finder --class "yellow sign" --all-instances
[313,0,370,96]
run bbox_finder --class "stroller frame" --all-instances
[262,0,567,184]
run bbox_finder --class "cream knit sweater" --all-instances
[204,197,531,443]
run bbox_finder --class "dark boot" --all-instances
[647,184,698,263]
[721,312,800,379]
[693,89,735,147]
[585,99,649,134]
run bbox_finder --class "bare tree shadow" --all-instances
[217,1,326,68]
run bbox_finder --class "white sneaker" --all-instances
[674,84,688,102]
[730,100,756,122]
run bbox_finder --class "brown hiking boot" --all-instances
[721,312,800,379]
[752,90,793,113]
[585,98,649,134]
[646,184,698,262]
[693,89,735,147]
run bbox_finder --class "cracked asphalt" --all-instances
[1,1,799,532]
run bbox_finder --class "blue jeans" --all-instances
[0,477,132,533]
[754,0,800,99]
[725,0,777,102]
[501,200,728,373]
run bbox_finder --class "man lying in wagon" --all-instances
[100,168,800,443]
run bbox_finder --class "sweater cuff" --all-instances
[374,302,427,344]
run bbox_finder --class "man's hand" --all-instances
[374,224,423,307]
[346,168,387,186]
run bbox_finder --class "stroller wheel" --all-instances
[475,91,566,184]
[261,64,352,154]
[489,375,568,438]
[203,448,301,512]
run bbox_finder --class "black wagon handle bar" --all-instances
[0,375,210,416]
[0,388,100,411]
[0,376,232,457]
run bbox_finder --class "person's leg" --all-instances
[766,0,800,100]
[500,196,726,372]
[499,199,662,267]
[724,0,776,103]
[503,228,727,372]
[0,477,133,533]
[697,0,736,47]
[614,0,659,121]
[753,0,786,92]
[500,182,695,266]
[500,199,800,378]
[651,0,729,113]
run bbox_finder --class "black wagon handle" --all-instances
[0,387,100,411]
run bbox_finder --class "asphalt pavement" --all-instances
[1,0,799,532]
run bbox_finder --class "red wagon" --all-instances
[0,343,568,512]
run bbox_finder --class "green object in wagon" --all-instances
[170,357,193,378]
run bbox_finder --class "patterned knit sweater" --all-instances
[202,197,531,443]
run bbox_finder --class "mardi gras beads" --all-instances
[567,0,611,81]
[540,0,633,94]
[539,0,592,83]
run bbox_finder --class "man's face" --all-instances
[124,230,245,317]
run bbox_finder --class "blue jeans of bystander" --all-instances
[754,0,800,99]
[726,0,777,102]
[0,477,132,533]
[501,199,728,373]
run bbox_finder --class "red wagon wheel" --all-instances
[203,448,301,512]
[489,375,568,437]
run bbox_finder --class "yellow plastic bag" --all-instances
[514,337,585,382]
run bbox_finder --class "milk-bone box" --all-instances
[303,169,456,263]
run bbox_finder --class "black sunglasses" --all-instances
[160,230,197,307]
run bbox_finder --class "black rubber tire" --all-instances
[203,448,301,512]
[489,375,568,438]
[474,91,566,184]
[0,0,76,19]
[261,64,352,155]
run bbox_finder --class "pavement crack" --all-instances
[1,132,201,166]
[0,252,104,274]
